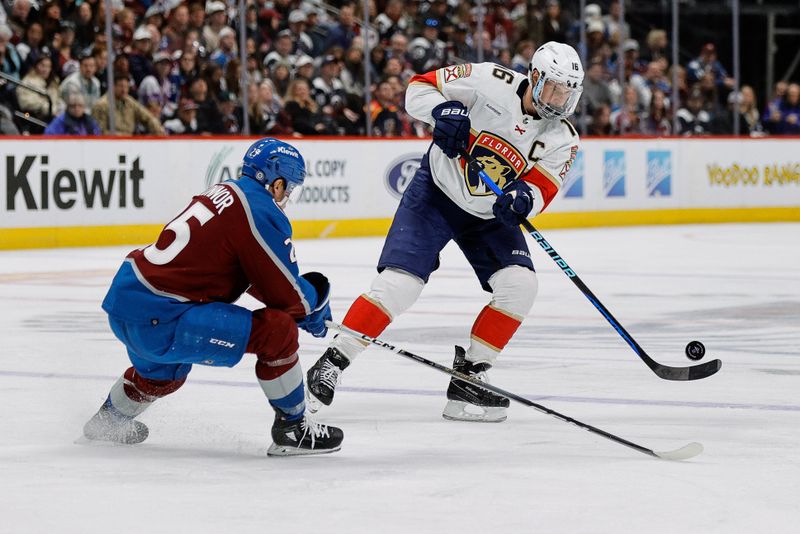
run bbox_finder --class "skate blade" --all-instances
[442,400,507,423]
[267,443,341,457]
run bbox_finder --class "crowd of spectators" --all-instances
[0,0,798,137]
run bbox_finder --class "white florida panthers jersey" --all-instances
[406,62,580,219]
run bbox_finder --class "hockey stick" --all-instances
[326,321,703,461]
[460,151,721,381]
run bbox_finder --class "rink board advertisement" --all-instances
[1,137,798,249]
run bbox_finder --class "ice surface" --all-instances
[1,223,799,533]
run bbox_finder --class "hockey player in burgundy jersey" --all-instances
[307,42,584,422]
[83,138,344,456]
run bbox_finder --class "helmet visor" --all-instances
[533,78,583,119]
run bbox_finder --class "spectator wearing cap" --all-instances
[44,92,100,135]
[59,52,101,112]
[163,97,200,135]
[408,18,446,73]
[92,74,166,136]
[687,43,735,90]
[286,9,314,57]
[312,55,347,128]
[210,26,237,70]
[163,3,190,54]
[52,20,77,79]
[304,6,330,57]
[613,38,646,77]
[250,79,292,135]
[263,30,296,73]
[375,0,410,42]
[203,1,228,52]
[138,51,177,118]
[128,26,154,88]
[17,54,62,123]
[187,76,223,134]
[143,4,166,30]
[215,90,239,134]
[284,77,334,135]
[582,18,606,61]
[324,2,357,52]
[677,88,713,136]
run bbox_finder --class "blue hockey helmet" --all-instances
[241,138,306,199]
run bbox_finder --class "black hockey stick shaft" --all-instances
[461,151,720,381]
[327,321,703,461]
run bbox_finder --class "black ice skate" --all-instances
[443,346,510,423]
[305,347,351,413]
[267,414,344,456]
[82,398,149,444]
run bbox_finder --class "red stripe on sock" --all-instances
[471,306,522,351]
[122,367,185,402]
[342,295,391,337]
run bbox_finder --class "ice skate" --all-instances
[267,414,344,456]
[443,346,509,423]
[82,398,149,444]
[306,347,351,413]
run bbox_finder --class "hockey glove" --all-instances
[431,101,471,159]
[297,272,332,338]
[492,180,535,227]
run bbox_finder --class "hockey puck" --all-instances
[685,341,706,361]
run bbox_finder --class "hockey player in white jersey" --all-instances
[308,42,583,422]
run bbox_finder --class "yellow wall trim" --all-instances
[2,207,798,250]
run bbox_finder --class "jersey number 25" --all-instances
[143,203,215,265]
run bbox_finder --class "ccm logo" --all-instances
[439,108,469,117]
[210,338,236,348]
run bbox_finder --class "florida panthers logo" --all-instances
[464,132,527,196]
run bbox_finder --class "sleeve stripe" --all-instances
[227,182,311,315]
[522,165,561,211]
[409,70,441,91]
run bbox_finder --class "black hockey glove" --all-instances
[297,272,332,338]
[492,180,535,227]
[431,100,471,159]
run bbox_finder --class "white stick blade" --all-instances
[655,442,704,461]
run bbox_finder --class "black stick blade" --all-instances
[650,358,722,381]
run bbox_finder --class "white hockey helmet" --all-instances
[528,42,584,120]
